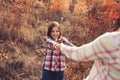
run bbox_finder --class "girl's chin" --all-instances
[53,38,58,41]
[53,37,58,39]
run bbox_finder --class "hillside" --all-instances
[0,0,120,80]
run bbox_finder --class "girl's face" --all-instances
[51,26,60,40]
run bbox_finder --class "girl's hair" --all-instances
[113,18,120,31]
[47,21,61,39]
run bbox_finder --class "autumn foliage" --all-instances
[0,0,120,80]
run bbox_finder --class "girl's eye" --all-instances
[56,30,59,32]
[51,31,54,32]
[52,30,59,33]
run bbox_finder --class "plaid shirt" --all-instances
[60,32,120,80]
[42,36,73,71]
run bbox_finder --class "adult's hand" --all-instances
[55,44,61,51]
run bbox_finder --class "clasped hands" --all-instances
[54,43,61,51]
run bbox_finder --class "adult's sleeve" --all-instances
[60,33,119,61]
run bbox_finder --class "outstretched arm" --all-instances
[55,33,119,61]
[43,36,57,49]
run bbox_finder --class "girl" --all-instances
[42,21,73,80]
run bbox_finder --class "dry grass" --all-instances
[0,0,119,80]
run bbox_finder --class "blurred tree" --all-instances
[69,0,77,12]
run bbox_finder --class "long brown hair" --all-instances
[113,18,120,31]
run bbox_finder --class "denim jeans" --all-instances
[42,69,64,80]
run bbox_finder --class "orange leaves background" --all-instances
[0,0,120,80]
[50,0,70,12]
[50,0,120,20]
